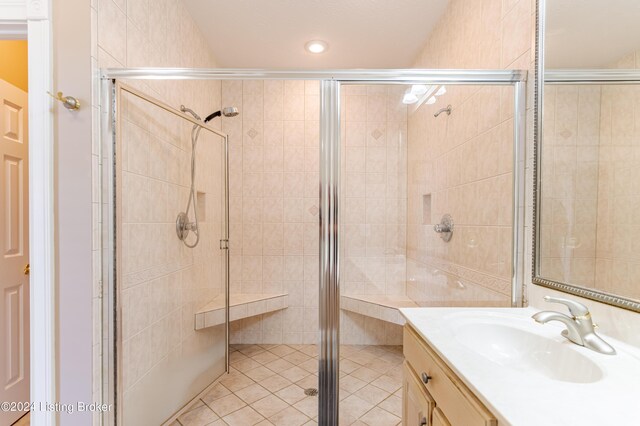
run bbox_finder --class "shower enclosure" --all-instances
[103,83,230,425]
[100,70,527,425]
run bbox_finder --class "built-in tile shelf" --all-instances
[195,293,288,330]
[341,294,418,325]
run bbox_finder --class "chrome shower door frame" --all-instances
[101,69,528,426]
[102,81,230,426]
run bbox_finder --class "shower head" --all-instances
[434,105,452,118]
[203,106,240,123]
[222,106,239,117]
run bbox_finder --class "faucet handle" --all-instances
[544,296,590,318]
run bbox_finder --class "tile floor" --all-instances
[172,344,404,426]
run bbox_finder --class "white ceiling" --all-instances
[183,0,449,68]
[545,0,640,68]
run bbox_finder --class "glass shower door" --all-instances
[114,84,229,425]
[334,81,519,424]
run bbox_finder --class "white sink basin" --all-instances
[452,321,603,383]
[400,307,640,426]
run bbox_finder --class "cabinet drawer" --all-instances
[403,325,497,426]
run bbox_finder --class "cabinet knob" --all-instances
[419,416,427,426]
[421,372,432,384]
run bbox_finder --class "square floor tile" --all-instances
[378,395,402,417]
[357,384,391,406]
[178,403,219,425]
[235,383,272,404]
[222,405,265,426]
[250,394,289,418]
[371,374,401,393]
[279,366,309,382]
[268,406,310,426]
[245,365,277,382]
[268,345,296,357]
[260,374,293,392]
[206,393,247,417]
[275,384,306,404]
[358,406,401,426]
[350,366,382,383]
[293,397,318,419]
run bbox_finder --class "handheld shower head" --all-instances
[203,106,240,123]
[222,106,239,117]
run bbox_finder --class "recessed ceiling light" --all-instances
[305,40,328,54]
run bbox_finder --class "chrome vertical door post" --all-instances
[319,80,341,425]
[223,135,230,373]
[512,81,526,307]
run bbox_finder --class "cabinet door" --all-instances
[432,407,451,426]
[403,362,434,426]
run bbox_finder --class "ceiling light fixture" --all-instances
[305,40,328,54]
[411,85,429,96]
[402,92,419,105]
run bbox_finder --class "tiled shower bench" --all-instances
[195,293,288,330]
[341,294,419,325]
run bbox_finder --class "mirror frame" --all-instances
[533,0,640,312]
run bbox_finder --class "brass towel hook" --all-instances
[47,91,80,111]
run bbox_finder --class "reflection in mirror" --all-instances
[539,82,640,302]
[545,0,640,69]
[535,0,640,311]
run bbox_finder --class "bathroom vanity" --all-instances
[401,307,640,426]
[403,324,497,426]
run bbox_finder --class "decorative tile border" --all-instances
[420,256,511,296]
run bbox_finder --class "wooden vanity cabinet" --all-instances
[432,407,451,426]
[403,325,497,426]
[403,362,434,426]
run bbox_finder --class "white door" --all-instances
[0,78,29,425]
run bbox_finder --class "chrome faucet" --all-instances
[532,296,616,355]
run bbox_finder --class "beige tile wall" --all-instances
[406,84,514,307]
[223,81,408,346]
[407,0,535,307]
[341,85,408,297]
[539,51,640,301]
[528,11,640,345]
[222,80,321,345]
[118,92,226,426]
[93,0,224,424]
[594,83,640,300]
[539,85,601,287]
[339,85,409,345]
[592,52,640,300]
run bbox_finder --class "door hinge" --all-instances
[219,239,229,250]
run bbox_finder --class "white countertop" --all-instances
[400,307,640,426]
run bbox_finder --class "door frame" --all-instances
[102,68,527,425]
[0,1,56,425]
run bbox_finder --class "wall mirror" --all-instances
[534,0,640,312]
